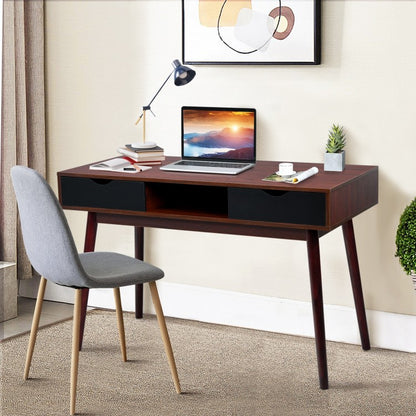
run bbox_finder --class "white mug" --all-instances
[278,163,294,176]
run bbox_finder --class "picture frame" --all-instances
[182,0,321,65]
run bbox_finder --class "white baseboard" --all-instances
[20,279,416,352]
[149,282,416,353]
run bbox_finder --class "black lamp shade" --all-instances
[172,59,196,86]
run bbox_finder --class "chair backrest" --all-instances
[11,166,89,287]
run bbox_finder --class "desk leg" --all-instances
[135,226,144,319]
[306,230,328,390]
[342,220,370,350]
[79,212,97,350]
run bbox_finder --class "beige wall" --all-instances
[45,0,416,316]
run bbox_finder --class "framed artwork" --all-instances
[182,0,321,65]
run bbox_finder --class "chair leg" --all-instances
[113,288,127,362]
[70,289,82,416]
[24,276,47,380]
[148,281,181,394]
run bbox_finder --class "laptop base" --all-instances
[160,161,254,175]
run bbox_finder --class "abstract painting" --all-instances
[182,0,321,65]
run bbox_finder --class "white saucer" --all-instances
[276,170,296,176]
[129,141,158,149]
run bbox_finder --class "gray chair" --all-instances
[11,166,181,415]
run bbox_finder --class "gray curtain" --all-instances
[0,0,46,279]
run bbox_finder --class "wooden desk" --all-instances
[58,157,378,389]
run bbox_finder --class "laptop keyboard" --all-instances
[177,161,249,168]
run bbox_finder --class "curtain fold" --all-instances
[1,0,46,279]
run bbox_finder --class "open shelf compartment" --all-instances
[145,182,229,218]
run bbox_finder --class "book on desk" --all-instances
[89,158,135,172]
[117,145,165,164]
[89,157,152,173]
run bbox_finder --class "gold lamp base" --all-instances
[133,108,158,148]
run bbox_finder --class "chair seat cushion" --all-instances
[78,252,164,288]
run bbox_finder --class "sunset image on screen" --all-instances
[183,109,255,160]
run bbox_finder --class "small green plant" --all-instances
[326,124,346,153]
[395,198,416,275]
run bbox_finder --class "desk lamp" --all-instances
[133,59,196,148]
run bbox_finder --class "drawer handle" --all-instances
[91,178,112,185]
[262,190,288,197]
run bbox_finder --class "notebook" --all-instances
[160,106,256,175]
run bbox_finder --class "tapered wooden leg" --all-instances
[306,230,328,390]
[113,288,127,362]
[78,289,89,351]
[79,212,97,351]
[148,281,181,394]
[23,276,47,380]
[70,289,82,416]
[135,226,144,319]
[135,284,143,319]
[342,219,371,350]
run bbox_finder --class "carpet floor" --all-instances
[1,310,416,416]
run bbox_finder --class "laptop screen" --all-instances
[181,106,256,163]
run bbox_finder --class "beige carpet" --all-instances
[1,310,416,416]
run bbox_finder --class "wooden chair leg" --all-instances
[24,276,47,380]
[148,281,181,394]
[70,289,82,416]
[113,288,127,362]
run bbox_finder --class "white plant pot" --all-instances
[324,151,345,172]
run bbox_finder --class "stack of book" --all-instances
[117,144,165,165]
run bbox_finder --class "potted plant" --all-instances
[324,123,346,172]
[395,197,416,287]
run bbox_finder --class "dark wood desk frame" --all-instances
[58,158,378,390]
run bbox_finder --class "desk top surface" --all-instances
[58,157,378,193]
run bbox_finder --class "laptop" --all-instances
[160,106,256,175]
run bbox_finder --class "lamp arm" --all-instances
[135,68,174,125]
[145,68,175,110]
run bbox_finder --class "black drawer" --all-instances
[60,176,146,211]
[228,188,326,226]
